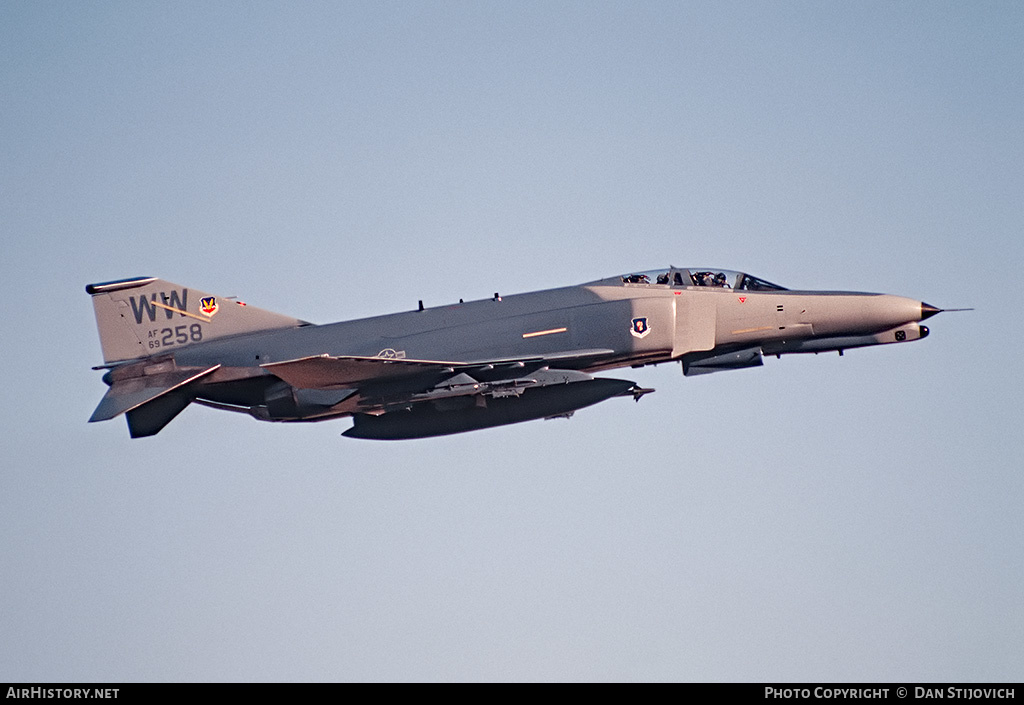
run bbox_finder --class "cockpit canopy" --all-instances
[604,268,787,291]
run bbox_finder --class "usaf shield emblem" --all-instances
[200,296,219,317]
[630,316,651,339]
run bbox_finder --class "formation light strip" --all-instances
[150,300,213,323]
[522,327,568,339]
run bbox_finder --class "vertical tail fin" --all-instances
[86,276,308,364]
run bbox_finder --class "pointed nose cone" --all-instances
[921,303,943,321]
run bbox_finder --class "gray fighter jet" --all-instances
[86,268,952,440]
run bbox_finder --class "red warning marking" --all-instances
[738,296,747,303]
[674,291,681,295]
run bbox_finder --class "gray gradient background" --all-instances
[2,1,1021,682]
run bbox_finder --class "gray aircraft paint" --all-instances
[86,268,945,440]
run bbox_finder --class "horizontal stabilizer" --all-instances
[89,365,220,422]
[126,391,194,438]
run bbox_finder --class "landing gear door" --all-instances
[673,292,716,358]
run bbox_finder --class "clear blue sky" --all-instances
[2,0,1021,681]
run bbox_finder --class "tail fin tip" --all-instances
[85,277,157,295]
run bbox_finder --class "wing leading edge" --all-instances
[260,349,617,389]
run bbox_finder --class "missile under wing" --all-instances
[85,267,956,440]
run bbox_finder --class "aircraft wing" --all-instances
[261,349,616,390]
[261,355,460,389]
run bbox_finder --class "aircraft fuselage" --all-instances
[86,268,942,439]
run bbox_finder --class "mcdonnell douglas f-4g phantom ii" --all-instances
[86,267,953,440]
